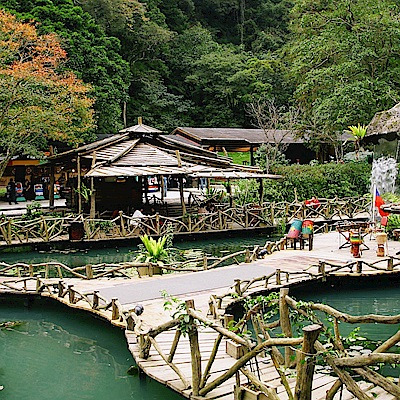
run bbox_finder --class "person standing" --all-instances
[7,178,17,205]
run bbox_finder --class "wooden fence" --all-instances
[0,196,370,245]
[1,252,399,399]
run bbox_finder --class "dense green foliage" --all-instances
[233,162,372,204]
[1,0,399,141]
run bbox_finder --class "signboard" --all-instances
[34,183,45,200]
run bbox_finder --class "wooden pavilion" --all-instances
[170,127,316,165]
[47,119,281,217]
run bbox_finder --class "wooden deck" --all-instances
[1,231,399,399]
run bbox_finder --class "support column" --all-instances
[89,152,96,219]
[49,145,55,209]
[77,155,82,214]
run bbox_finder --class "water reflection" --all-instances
[0,298,182,400]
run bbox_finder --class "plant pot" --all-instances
[234,384,269,400]
[226,339,248,359]
[137,266,149,277]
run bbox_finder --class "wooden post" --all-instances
[388,256,394,271]
[77,154,82,214]
[186,299,201,396]
[258,178,264,205]
[45,264,49,279]
[93,290,99,309]
[68,285,75,303]
[29,264,34,277]
[49,168,55,209]
[178,176,186,215]
[245,248,250,263]
[126,314,136,331]
[223,314,234,328]
[111,297,119,320]
[276,269,282,285]
[90,152,96,219]
[119,211,126,236]
[294,324,322,400]
[203,254,208,270]
[85,264,93,279]
[58,280,64,297]
[279,288,294,367]
[35,275,41,293]
[234,279,242,296]
[356,260,362,274]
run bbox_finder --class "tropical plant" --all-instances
[137,234,168,264]
[347,124,367,159]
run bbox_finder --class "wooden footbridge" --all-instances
[1,231,400,400]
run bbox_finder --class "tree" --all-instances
[1,0,131,134]
[285,0,400,138]
[249,99,298,172]
[0,10,95,178]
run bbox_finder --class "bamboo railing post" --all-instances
[280,288,294,367]
[68,285,75,303]
[126,314,136,331]
[234,279,242,296]
[387,256,394,271]
[35,274,41,293]
[185,299,201,396]
[45,264,49,279]
[294,324,322,400]
[245,248,250,263]
[167,329,182,363]
[7,220,12,244]
[218,209,223,230]
[119,211,126,236]
[203,253,208,270]
[85,264,93,279]
[111,297,119,320]
[356,260,362,273]
[276,269,282,285]
[58,280,64,297]
[156,213,160,235]
[245,208,249,228]
[29,264,34,277]
[93,290,99,309]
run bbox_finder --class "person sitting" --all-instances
[130,208,146,227]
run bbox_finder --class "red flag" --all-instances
[375,189,390,217]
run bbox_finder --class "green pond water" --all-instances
[0,297,182,400]
[0,232,276,267]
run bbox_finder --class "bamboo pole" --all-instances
[199,337,303,396]
[167,329,181,363]
[240,367,279,400]
[77,155,82,214]
[186,300,201,396]
[314,341,374,400]
[200,333,223,388]
[279,288,294,367]
[294,324,322,400]
[354,366,400,398]
[148,337,190,389]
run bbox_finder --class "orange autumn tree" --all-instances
[0,10,96,178]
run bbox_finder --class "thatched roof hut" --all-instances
[48,121,280,216]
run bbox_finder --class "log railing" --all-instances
[1,266,399,399]
[0,196,370,245]
[133,288,400,400]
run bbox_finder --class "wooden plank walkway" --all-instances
[1,231,399,399]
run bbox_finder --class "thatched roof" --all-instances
[172,127,303,145]
[49,128,282,180]
[367,103,400,137]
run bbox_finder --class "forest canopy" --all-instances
[0,0,399,143]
